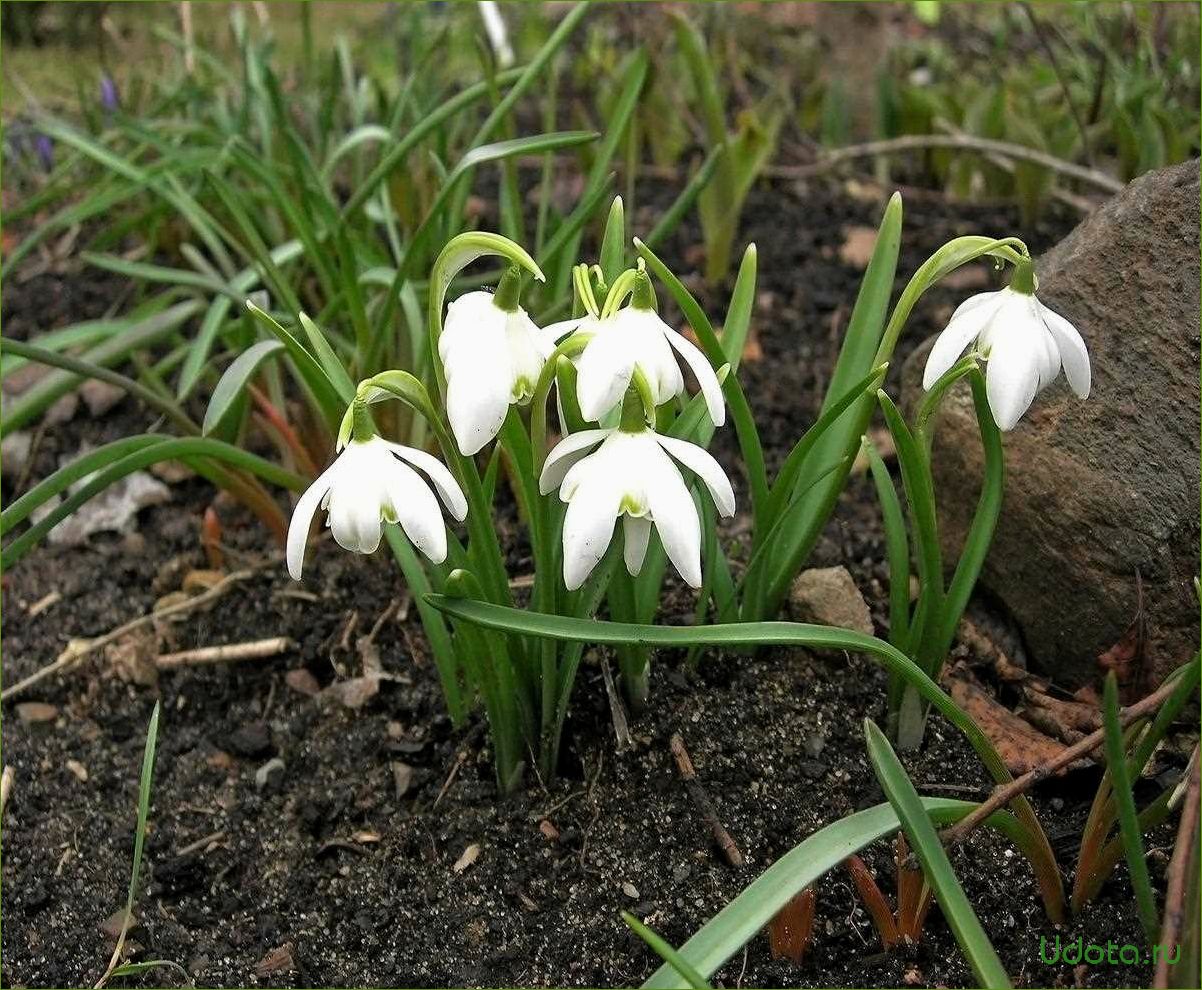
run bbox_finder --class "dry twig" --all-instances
[155,637,293,670]
[670,732,744,867]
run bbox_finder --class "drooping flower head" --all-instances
[440,267,553,456]
[922,259,1090,430]
[573,269,725,428]
[538,385,735,591]
[287,409,467,579]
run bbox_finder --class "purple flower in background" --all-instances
[34,133,54,171]
[100,75,119,113]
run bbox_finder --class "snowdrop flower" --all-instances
[922,261,1090,430]
[440,268,553,456]
[539,392,735,591]
[287,433,467,580]
[574,272,725,428]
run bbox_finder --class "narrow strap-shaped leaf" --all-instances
[298,313,357,402]
[203,340,285,436]
[931,369,1003,661]
[864,719,1011,989]
[754,195,902,618]
[245,302,346,428]
[0,435,166,535]
[865,438,911,651]
[176,239,305,400]
[1,438,306,571]
[599,196,627,285]
[1,301,202,436]
[624,913,711,990]
[1102,672,1161,942]
[635,796,1027,989]
[384,527,465,725]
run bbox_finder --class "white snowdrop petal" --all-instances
[286,460,342,580]
[985,334,1041,431]
[444,336,512,455]
[386,460,448,564]
[1039,302,1091,399]
[646,456,703,588]
[575,328,635,422]
[539,429,611,495]
[923,290,1005,390]
[562,479,622,591]
[664,327,726,427]
[385,441,468,521]
[622,515,653,576]
[654,434,736,517]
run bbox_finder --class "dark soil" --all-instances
[1,178,1178,989]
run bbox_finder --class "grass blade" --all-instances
[624,913,711,990]
[635,796,1026,989]
[202,340,285,435]
[864,719,1011,989]
[1102,671,1161,942]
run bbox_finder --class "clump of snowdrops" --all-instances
[262,191,1093,792]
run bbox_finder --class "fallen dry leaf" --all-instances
[323,676,379,709]
[255,942,295,978]
[945,671,1069,775]
[452,843,480,874]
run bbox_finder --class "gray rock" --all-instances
[788,565,875,637]
[901,160,1200,687]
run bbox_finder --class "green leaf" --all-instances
[864,719,1011,989]
[1,437,306,572]
[1102,672,1161,942]
[865,437,910,654]
[298,313,357,402]
[244,301,346,428]
[202,340,285,435]
[638,796,1027,989]
[624,914,711,990]
[1,436,166,536]
[758,193,902,616]
[600,196,627,284]
[176,239,305,400]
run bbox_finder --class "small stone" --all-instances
[254,757,285,792]
[621,881,639,900]
[788,566,874,637]
[453,843,480,873]
[672,864,691,883]
[538,820,559,842]
[65,759,88,782]
[1,431,33,477]
[284,669,321,697]
[803,732,826,758]
[99,907,137,939]
[79,380,125,417]
[16,702,58,725]
[391,761,414,799]
[227,722,272,758]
